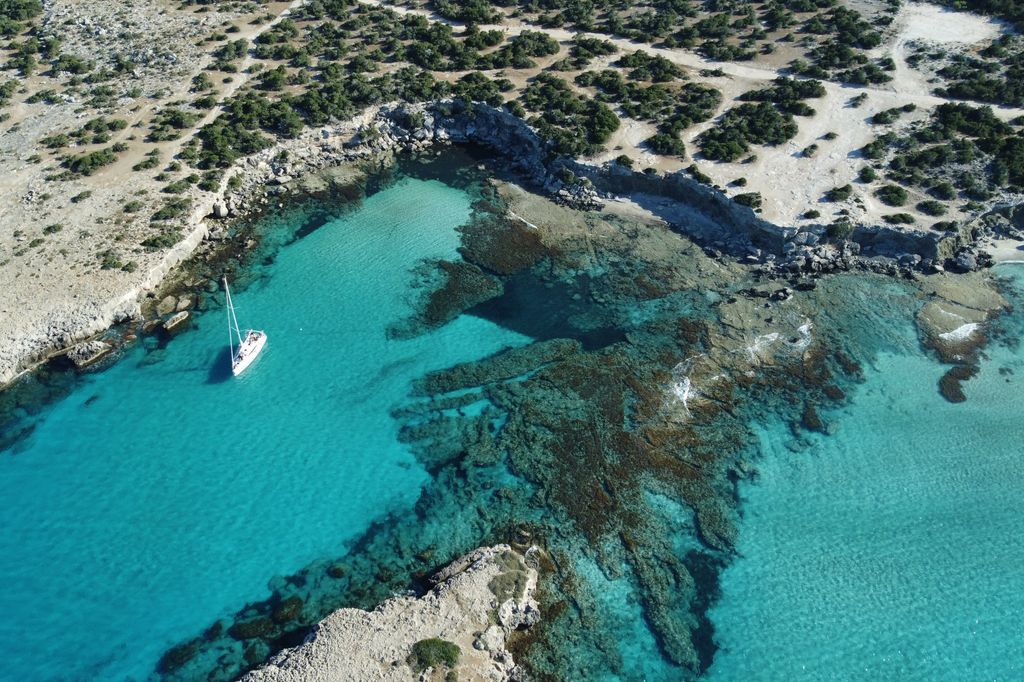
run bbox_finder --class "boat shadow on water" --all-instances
[206,346,235,384]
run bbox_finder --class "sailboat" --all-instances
[223,277,267,376]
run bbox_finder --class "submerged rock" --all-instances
[229,617,276,641]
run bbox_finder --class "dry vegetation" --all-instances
[1,0,1023,375]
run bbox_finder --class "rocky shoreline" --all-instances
[2,98,1022,389]
[236,545,541,682]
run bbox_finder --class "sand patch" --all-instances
[898,2,1003,45]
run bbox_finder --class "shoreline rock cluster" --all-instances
[239,545,540,682]
[3,98,1020,390]
[220,100,1019,282]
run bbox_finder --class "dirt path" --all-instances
[359,0,1024,119]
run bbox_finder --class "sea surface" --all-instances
[0,175,528,680]
[1,159,1023,681]
[706,265,1024,681]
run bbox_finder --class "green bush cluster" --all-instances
[616,51,683,83]
[63,147,118,176]
[148,108,201,142]
[870,104,916,125]
[875,184,908,206]
[733,191,762,209]
[0,0,42,36]
[0,79,16,107]
[150,198,192,222]
[697,78,823,161]
[738,77,826,116]
[521,73,619,155]
[824,184,853,201]
[698,101,798,162]
[432,0,501,22]
[860,103,1024,215]
[408,638,460,672]
[554,35,617,70]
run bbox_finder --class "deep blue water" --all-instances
[0,176,528,680]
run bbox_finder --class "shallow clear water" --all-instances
[706,266,1024,681]
[0,177,528,680]
[4,161,1024,682]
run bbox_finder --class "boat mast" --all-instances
[224,277,244,350]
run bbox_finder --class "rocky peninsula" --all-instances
[240,545,540,682]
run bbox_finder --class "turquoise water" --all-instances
[0,177,528,680]
[706,266,1024,680]
[4,160,1024,682]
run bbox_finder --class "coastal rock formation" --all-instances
[240,545,540,682]
[64,340,112,370]
[3,97,1018,388]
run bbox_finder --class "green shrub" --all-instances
[827,219,854,239]
[99,249,122,270]
[825,184,853,201]
[858,166,877,182]
[916,200,947,216]
[151,198,191,221]
[929,181,956,200]
[521,74,619,155]
[883,212,915,224]
[698,102,797,161]
[687,165,712,184]
[875,184,908,206]
[41,133,69,148]
[141,230,182,248]
[65,148,117,176]
[733,192,762,209]
[645,132,686,157]
[42,223,62,234]
[70,190,91,203]
[408,638,460,672]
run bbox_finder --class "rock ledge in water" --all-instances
[64,340,112,370]
[240,544,540,682]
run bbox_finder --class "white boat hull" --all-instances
[232,330,267,376]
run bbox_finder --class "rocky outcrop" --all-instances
[64,339,113,370]
[240,545,540,682]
